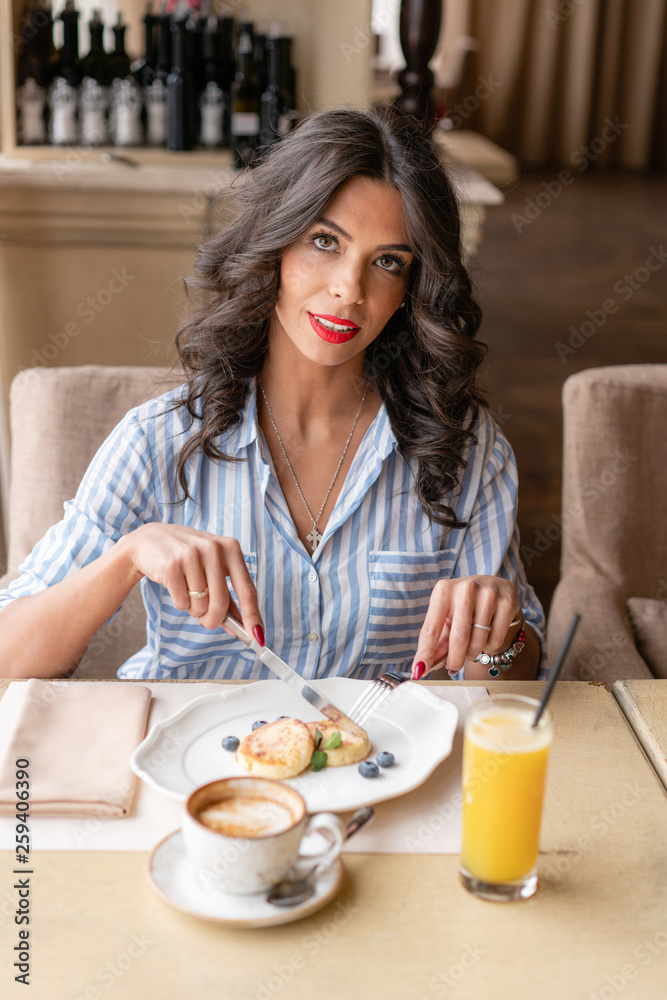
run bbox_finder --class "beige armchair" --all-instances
[547,365,667,681]
[0,365,184,678]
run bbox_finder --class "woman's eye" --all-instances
[313,235,336,250]
[378,256,402,273]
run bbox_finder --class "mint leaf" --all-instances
[311,749,327,771]
[322,731,342,750]
[314,729,323,749]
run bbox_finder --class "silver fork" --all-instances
[348,654,452,726]
[348,670,410,726]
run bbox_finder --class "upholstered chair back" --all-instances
[0,365,183,678]
[547,365,667,681]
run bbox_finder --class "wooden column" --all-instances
[396,0,443,127]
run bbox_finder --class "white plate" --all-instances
[131,677,458,814]
[147,828,343,927]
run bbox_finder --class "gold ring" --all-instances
[187,588,209,600]
[472,623,492,631]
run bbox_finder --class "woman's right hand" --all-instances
[119,523,264,644]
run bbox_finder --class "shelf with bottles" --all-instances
[1,0,313,166]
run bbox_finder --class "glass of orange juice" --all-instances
[459,694,553,901]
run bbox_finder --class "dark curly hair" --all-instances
[175,104,487,529]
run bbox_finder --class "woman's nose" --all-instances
[329,258,364,304]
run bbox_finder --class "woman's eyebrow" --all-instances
[377,243,413,253]
[317,217,413,254]
[317,217,350,239]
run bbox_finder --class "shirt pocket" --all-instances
[361,549,457,666]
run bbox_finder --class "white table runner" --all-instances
[0,681,486,854]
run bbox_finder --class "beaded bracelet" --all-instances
[474,612,526,677]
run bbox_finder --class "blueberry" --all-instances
[251,720,268,730]
[377,751,395,768]
[358,760,379,779]
[276,715,290,721]
[221,735,239,752]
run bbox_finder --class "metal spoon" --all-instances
[267,806,374,907]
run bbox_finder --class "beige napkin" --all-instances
[0,680,152,818]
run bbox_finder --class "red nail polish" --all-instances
[253,625,265,647]
[413,661,425,681]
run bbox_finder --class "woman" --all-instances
[0,105,545,682]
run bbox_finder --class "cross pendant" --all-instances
[307,525,322,553]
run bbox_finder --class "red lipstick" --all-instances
[308,312,360,344]
[315,314,360,328]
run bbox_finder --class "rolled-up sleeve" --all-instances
[0,409,159,613]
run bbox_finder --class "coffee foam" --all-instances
[197,795,296,838]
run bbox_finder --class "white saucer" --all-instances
[146,829,344,928]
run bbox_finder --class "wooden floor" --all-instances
[471,170,667,616]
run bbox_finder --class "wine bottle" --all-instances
[106,15,141,146]
[201,14,220,84]
[166,16,196,150]
[79,9,108,146]
[283,38,296,115]
[184,12,204,143]
[16,0,53,145]
[279,32,296,112]
[237,12,254,52]
[81,9,106,83]
[253,22,267,97]
[155,5,171,82]
[218,15,234,146]
[129,2,156,145]
[145,5,170,146]
[106,14,132,85]
[49,0,80,145]
[185,13,205,96]
[110,78,142,146]
[259,34,290,159]
[231,22,260,168]
[132,2,157,89]
[199,15,224,148]
[58,0,81,86]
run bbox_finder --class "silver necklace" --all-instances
[258,378,370,553]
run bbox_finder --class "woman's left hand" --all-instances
[411,575,520,679]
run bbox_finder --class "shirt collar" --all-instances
[368,396,399,461]
[223,383,260,454]
[222,380,399,459]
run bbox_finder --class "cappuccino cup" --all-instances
[183,777,345,895]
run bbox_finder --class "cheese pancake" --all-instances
[236,718,315,779]
[306,720,371,767]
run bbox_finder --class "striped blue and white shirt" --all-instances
[0,383,547,680]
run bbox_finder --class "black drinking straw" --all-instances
[532,613,581,727]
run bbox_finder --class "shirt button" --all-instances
[307,632,319,643]
[308,570,317,583]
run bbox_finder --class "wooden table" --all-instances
[1,679,666,1000]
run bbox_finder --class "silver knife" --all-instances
[222,613,369,740]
